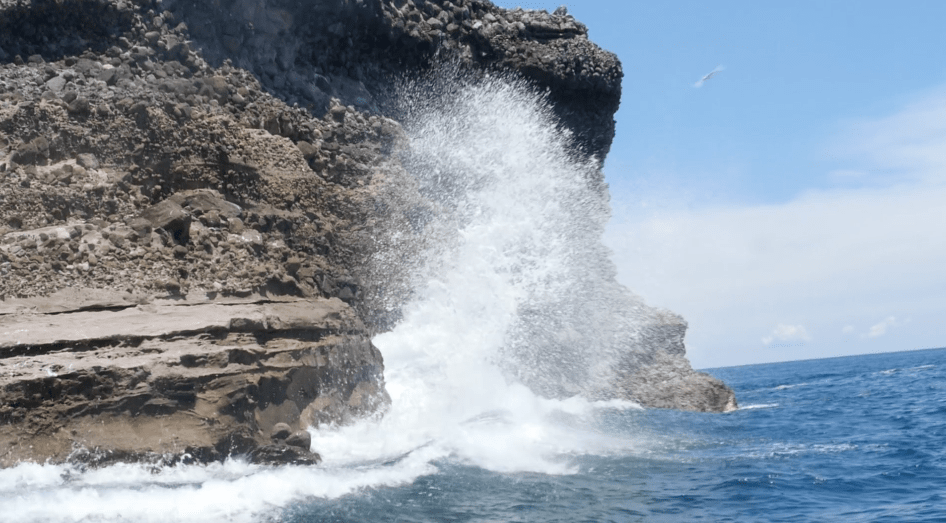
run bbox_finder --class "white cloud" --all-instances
[762,324,811,346]
[828,169,869,182]
[830,89,946,185]
[605,87,946,367]
[607,182,946,314]
[842,325,855,335]
[864,316,899,338]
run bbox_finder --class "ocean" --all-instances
[288,348,946,523]
[2,347,944,522]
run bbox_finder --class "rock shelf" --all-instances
[0,293,384,467]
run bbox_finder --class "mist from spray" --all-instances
[371,67,657,399]
[310,68,658,472]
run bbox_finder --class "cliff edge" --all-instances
[0,0,734,467]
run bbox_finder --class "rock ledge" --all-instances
[0,293,387,467]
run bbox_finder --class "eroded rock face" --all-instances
[612,311,737,412]
[164,0,622,161]
[0,294,386,467]
[0,0,732,467]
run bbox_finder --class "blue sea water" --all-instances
[281,347,946,523]
[4,347,943,522]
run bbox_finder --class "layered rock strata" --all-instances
[0,0,734,466]
[0,292,384,467]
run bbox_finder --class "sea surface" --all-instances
[3,347,944,522]
[282,347,946,522]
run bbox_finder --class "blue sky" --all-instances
[493,1,946,367]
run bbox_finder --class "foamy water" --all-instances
[0,457,439,522]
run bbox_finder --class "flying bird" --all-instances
[694,65,725,88]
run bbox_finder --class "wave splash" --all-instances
[372,67,653,400]
[0,70,655,522]
[314,68,654,472]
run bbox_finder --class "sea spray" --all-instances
[369,66,657,400]
[310,68,654,472]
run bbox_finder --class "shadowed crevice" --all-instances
[0,0,135,64]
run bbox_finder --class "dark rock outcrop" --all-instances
[0,0,733,467]
[163,0,621,161]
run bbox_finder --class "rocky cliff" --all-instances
[0,0,734,467]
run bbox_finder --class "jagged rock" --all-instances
[11,137,49,165]
[168,190,242,221]
[285,430,312,450]
[271,423,292,441]
[139,199,191,244]
[249,444,321,466]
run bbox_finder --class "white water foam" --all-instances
[737,403,780,411]
[2,69,651,522]
[746,442,859,459]
[774,382,809,390]
[0,457,436,523]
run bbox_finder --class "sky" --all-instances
[492,0,946,368]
